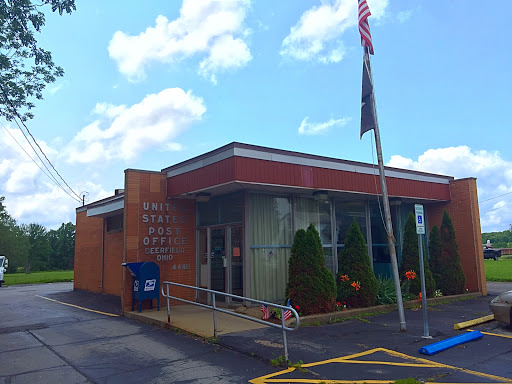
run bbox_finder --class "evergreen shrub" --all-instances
[428,225,442,288]
[399,212,436,297]
[437,210,466,295]
[337,219,378,308]
[286,224,336,315]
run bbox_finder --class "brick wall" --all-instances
[122,170,196,313]
[74,211,102,292]
[74,211,124,295]
[102,229,123,295]
[427,178,486,295]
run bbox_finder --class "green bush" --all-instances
[286,224,336,315]
[337,219,378,308]
[399,212,436,297]
[437,210,466,295]
[376,277,396,305]
[376,276,418,305]
[428,225,442,288]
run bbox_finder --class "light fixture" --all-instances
[313,190,329,201]
[196,192,211,202]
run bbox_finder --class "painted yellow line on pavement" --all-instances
[454,314,494,330]
[468,329,512,339]
[36,295,119,317]
[249,347,512,384]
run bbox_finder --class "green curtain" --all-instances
[249,195,291,301]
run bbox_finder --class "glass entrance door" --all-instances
[230,225,243,297]
[196,225,243,303]
[210,228,226,292]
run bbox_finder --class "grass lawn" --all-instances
[484,258,512,282]
[4,270,74,285]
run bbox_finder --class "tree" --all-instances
[438,210,466,295]
[24,223,52,272]
[48,222,75,269]
[0,0,76,121]
[337,219,378,308]
[0,196,30,273]
[286,224,336,315]
[399,212,436,297]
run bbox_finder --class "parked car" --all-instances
[483,246,501,260]
[489,290,512,325]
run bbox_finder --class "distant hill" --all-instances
[481,229,512,248]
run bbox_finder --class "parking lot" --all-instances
[1,282,511,383]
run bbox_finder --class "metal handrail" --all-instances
[161,281,300,361]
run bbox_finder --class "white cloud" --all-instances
[298,117,351,135]
[0,125,110,228]
[65,88,206,163]
[108,0,252,82]
[396,10,413,23]
[93,102,127,119]
[387,146,512,233]
[280,0,388,63]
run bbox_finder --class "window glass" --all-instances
[106,214,123,233]
[294,198,332,244]
[249,194,292,301]
[294,197,334,274]
[370,201,398,278]
[335,201,366,248]
[197,192,243,226]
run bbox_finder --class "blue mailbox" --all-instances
[122,262,160,313]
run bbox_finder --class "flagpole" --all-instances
[364,46,407,331]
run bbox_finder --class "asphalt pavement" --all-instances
[1,282,511,383]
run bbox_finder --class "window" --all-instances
[197,192,243,226]
[249,194,291,301]
[106,214,123,233]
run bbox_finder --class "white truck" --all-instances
[0,255,8,287]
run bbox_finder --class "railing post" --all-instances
[211,292,218,338]
[281,309,289,362]
[166,283,170,323]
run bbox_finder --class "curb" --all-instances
[454,314,494,330]
[292,292,482,326]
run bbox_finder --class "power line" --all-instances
[483,202,509,214]
[1,121,82,203]
[0,83,82,202]
[479,191,512,203]
[1,122,54,182]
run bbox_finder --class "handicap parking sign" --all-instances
[144,279,156,291]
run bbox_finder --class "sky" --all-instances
[0,0,511,234]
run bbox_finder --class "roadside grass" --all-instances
[4,270,74,285]
[484,258,512,282]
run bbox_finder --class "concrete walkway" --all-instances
[124,292,485,338]
[125,304,268,337]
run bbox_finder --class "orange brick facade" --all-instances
[122,170,196,312]
[427,178,486,295]
[74,211,123,295]
[74,170,196,313]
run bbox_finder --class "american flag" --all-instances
[261,304,270,320]
[358,0,374,54]
[283,299,292,321]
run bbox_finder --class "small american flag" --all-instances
[283,299,292,321]
[261,304,270,320]
[358,0,374,54]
